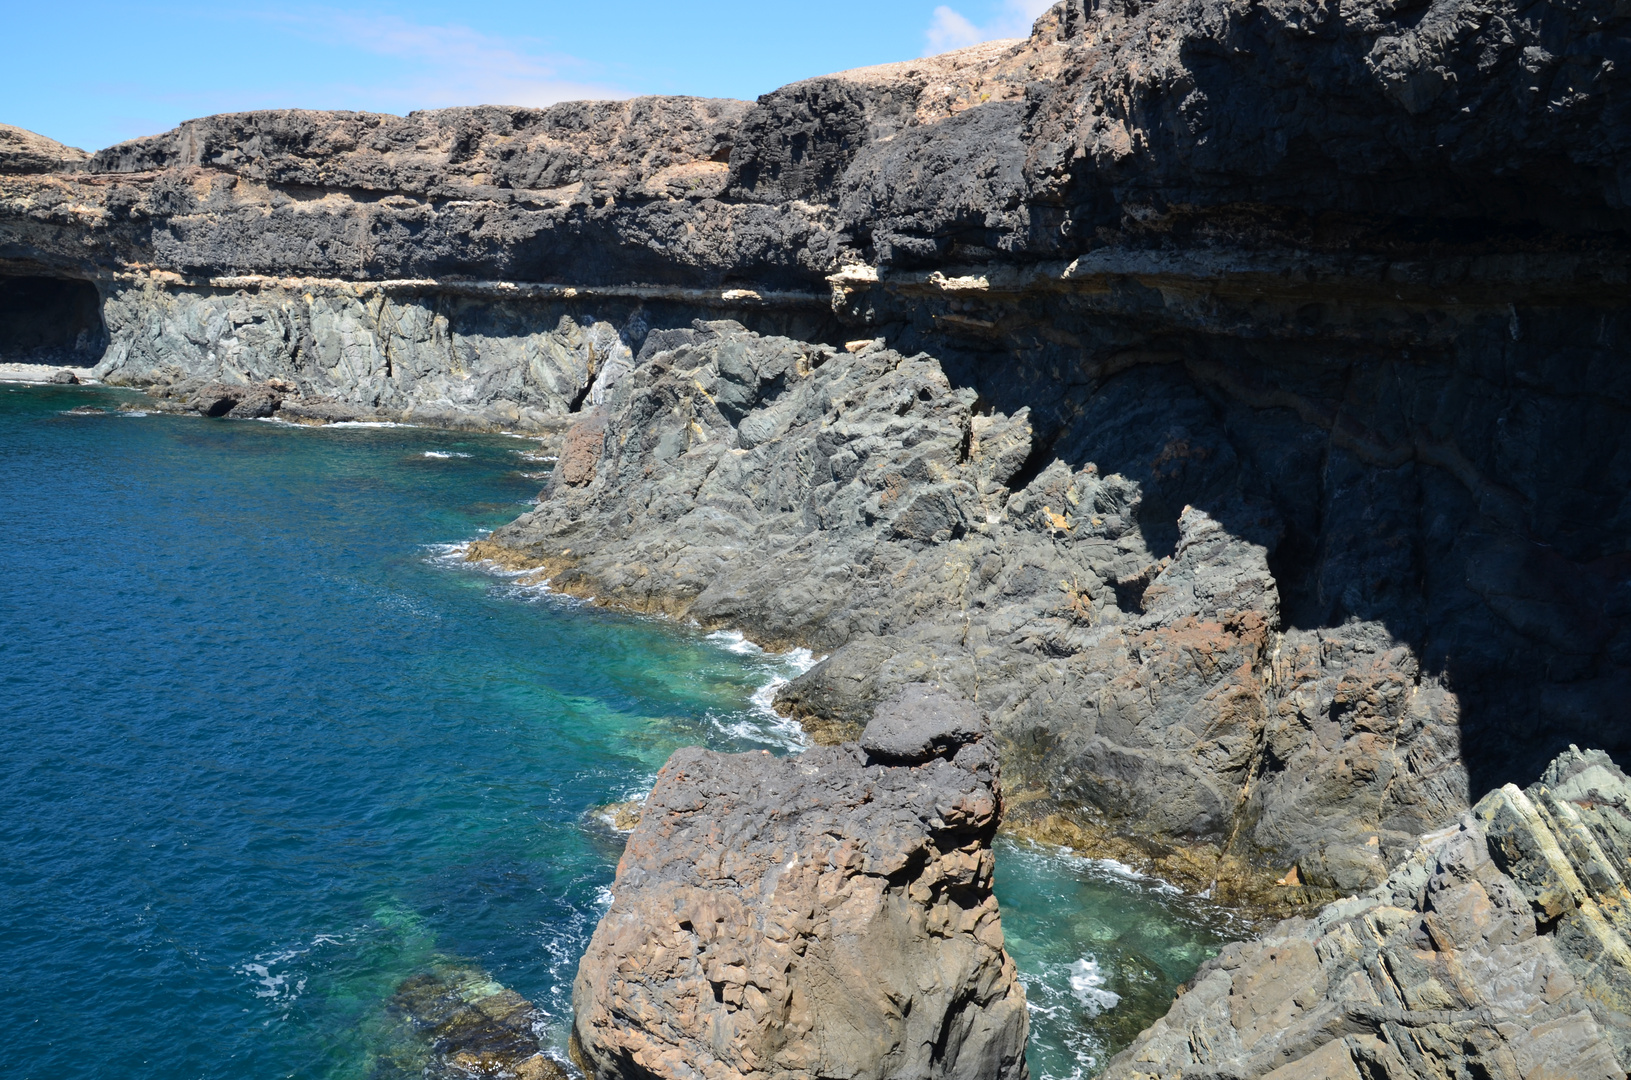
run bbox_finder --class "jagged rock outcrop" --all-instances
[475,318,1468,906]
[1099,746,1631,1079]
[571,685,1029,1080]
[6,0,1630,1073]
[0,0,1626,945]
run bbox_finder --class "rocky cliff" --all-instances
[4,0,1630,1072]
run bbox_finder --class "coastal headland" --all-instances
[5,0,1630,1073]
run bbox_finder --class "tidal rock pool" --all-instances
[994,839,1245,1079]
[0,383,1238,1079]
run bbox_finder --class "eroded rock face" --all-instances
[479,321,1472,904]
[1099,746,1631,1080]
[570,687,1029,1080]
[82,281,836,433]
[1,0,1627,964]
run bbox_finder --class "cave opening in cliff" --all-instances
[0,275,107,364]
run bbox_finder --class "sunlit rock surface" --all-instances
[1101,747,1631,1079]
[4,0,1631,1070]
[571,687,1029,1080]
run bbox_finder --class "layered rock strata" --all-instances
[1100,746,1631,1080]
[571,686,1029,1080]
[3,3,1630,1060]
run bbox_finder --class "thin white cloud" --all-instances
[924,0,1056,54]
[926,6,985,52]
[249,8,630,111]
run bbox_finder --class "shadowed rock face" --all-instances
[0,275,105,363]
[1099,746,1631,1080]
[571,688,1028,1080]
[3,0,1630,1069]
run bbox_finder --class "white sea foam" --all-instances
[237,930,354,1016]
[696,630,823,749]
[707,629,764,656]
[747,649,822,749]
[1008,837,1183,895]
[1068,956,1121,1016]
[422,450,472,459]
[328,420,416,428]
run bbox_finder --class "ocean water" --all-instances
[0,384,1236,1079]
[994,839,1243,1079]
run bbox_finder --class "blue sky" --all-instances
[5,1,1054,152]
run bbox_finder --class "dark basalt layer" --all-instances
[4,0,1630,1073]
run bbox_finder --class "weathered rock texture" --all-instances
[0,124,86,175]
[83,277,832,432]
[4,0,1630,1048]
[571,686,1029,1080]
[1100,746,1631,1080]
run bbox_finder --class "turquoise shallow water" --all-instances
[0,383,1236,1079]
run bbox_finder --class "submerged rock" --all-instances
[571,687,1029,1080]
[386,963,567,1080]
[1099,746,1631,1080]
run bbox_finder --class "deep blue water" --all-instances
[0,384,1236,1080]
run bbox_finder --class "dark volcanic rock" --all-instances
[861,685,987,765]
[1099,747,1631,1080]
[571,695,1028,1080]
[186,380,282,418]
[478,322,1469,905]
[0,124,86,175]
[5,2,1631,1069]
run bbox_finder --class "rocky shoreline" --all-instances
[5,0,1630,1073]
[1102,745,1631,1080]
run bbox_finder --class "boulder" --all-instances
[571,694,1028,1080]
[860,684,987,765]
[186,381,283,419]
